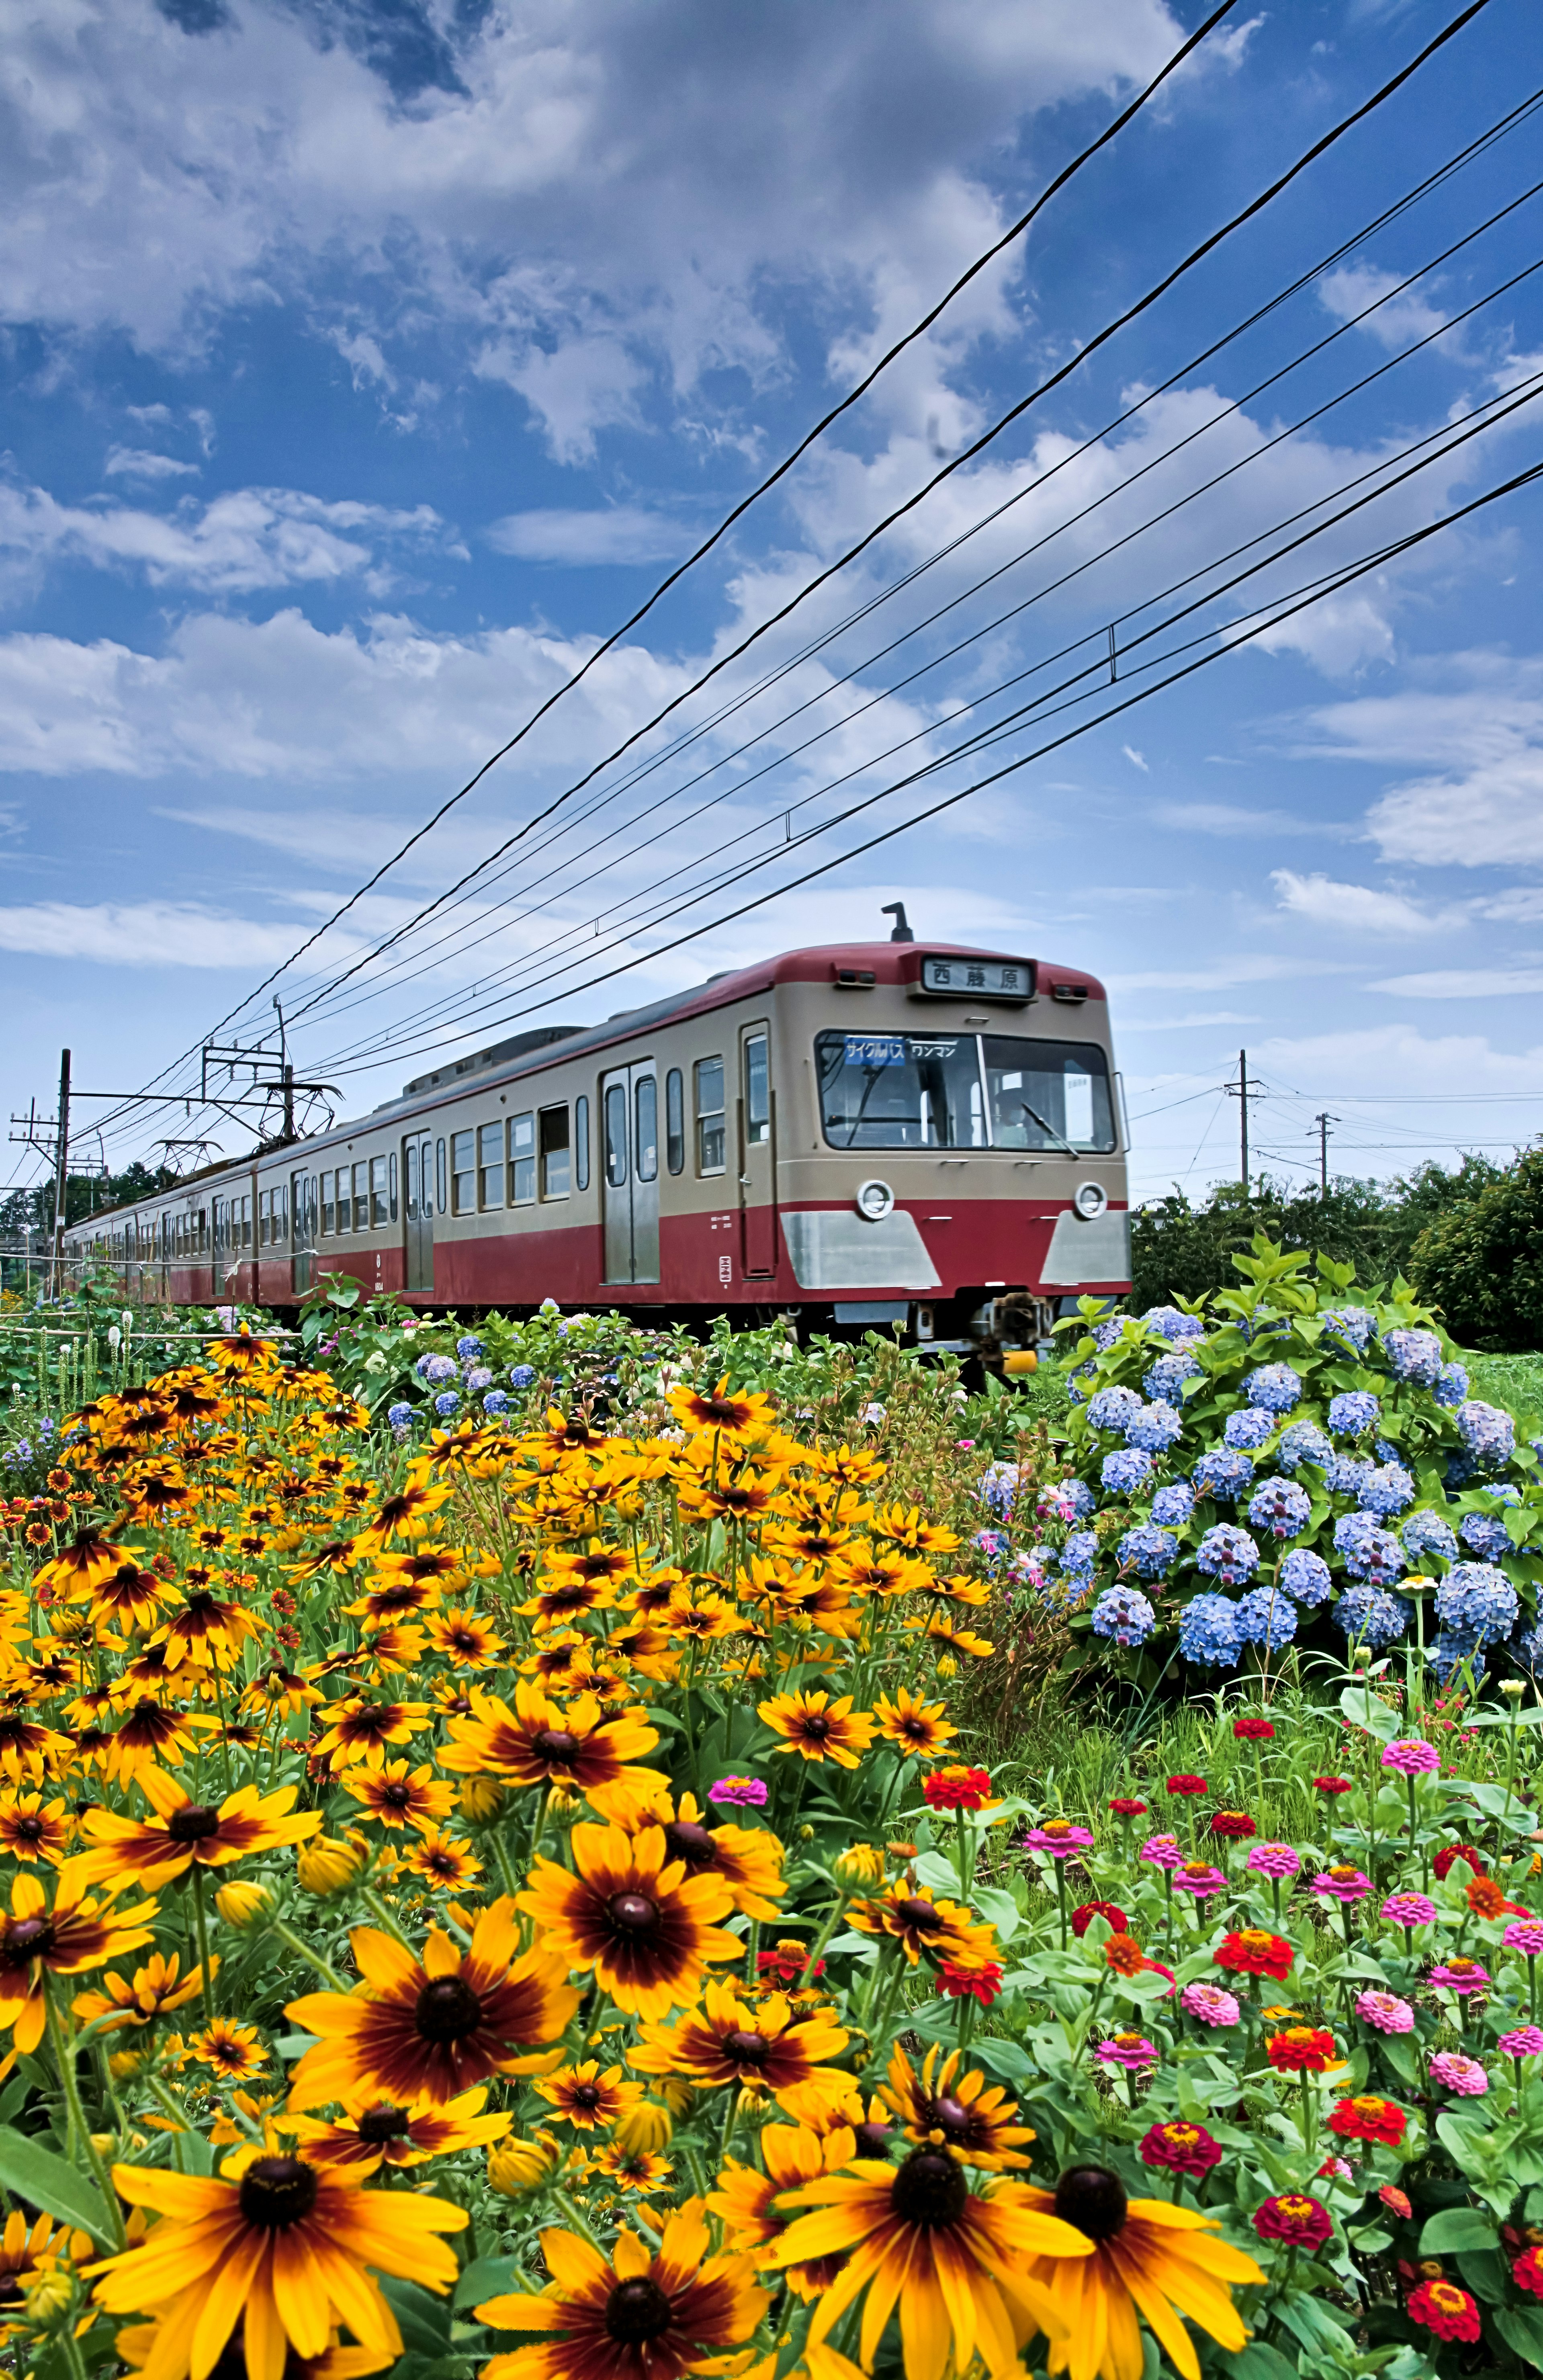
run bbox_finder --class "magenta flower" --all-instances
[1246,1841,1301,1881]
[1429,2051,1488,2096]
[707,1775,767,1807]
[1355,1989,1414,2034]
[1139,1833,1185,1872]
[1381,1738,1441,1777]
[1181,1982,1240,2027]
[1096,2032,1158,2071]
[1428,1959,1490,1996]
[1312,1865,1373,1904]
[1381,1892,1438,1931]
[1506,1921,1543,1957]
[1022,1821,1095,1859]
[1172,1862,1229,1899]
[1499,2026,1543,2057]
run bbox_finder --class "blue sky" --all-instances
[3,0,1543,1206]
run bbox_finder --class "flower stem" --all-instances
[270,1919,346,1989]
[42,1985,125,2251]
[189,1867,217,2024]
[361,1887,415,1950]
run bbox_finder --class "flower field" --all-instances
[0,1313,1542,2380]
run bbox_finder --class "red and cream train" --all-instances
[63,938,1132,1356]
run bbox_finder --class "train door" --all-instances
[601,1063,660,1285]
[403,1134,435,1294]
[291,1172,317,1296]
[738,1022,776,1275]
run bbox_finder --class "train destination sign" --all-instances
[917,955,1033,1000]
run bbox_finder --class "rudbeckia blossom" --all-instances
[342,1761,454,1835]
[286,1900,579,2107]
[634,1979,851,2110]
[0,1858,158,2054]
[708,2122,856,2298]
[848,1882,999,1972]
[882,2044,1035,2170]
[758,1690,876,1769]
[90,2148,466,2378]
[439,1681,664,1809]
[475,2197,763,2380]
[593,1786,785,1922]
[520,1823,742,2018]
[77,1771,321,1886]
[284,2084,510,2171]
[536,2060,645,2133]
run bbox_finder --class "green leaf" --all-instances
[969,2037,1038,2088]
[972,1886,1022,1942]
[1234,2343,1303,2380]
[378,2276,453,2358]
[1497,2308,1543,2370]
[454,2255,524,2315]
[0,2126,112,2241]
[1418,2206,1496,2256]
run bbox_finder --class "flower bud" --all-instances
[935,1654,958,1678]
[214,1880,273,1932]
[613,2100,673,2155]
[458,1777,506,1824]
[834,1842,885,1889]
[296,1833,367,1897]
[488,2132,559,2199]
[19,2263,72,2323]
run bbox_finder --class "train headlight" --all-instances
[1073,1180,1108,1221]
[855,1179,895,1221]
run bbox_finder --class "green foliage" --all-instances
[1409,1146,1543,1352]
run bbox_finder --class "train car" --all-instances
[62,934,1131,1357]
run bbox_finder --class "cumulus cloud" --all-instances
[1370,966,1543,999]
[1271,869,1444,936]
[487,506,687,566]
[0,481,447,595]
[1319,263,1449,353]
[0,899,314,967]
[1304,654,1543,869]
[102,447,199,480]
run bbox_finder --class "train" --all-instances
[62,931,1131,1359]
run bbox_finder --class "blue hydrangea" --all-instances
[1445,1452,1478,1492]
[508,1364,537,1388]
[1062,1478,1095,1521]
[1326,1456,1374,1501]
[1334,1581,1409,1650]
[456,1334,484,1359]
[1090,1317,1127,1352]
[1383,1327,1443,1385]
[1246,1363,1302,1415]
[1401,1509,1458,1565]
[1248,1477,1312,1539]
[1236,1584,1298,1649]
[1150,1480,1195,1528]
[417,1352,457,1386]
[1195,1523,1260,1585]
[1066,1366,1092,1405]
[1144,1352,1201,1403]
[1193,1448,1254,1504]
[1328,1390,1380,1438]
[1116,1523,1179,1579]
[1091,1587,1156,1646]
[978,1461,1019,1517]
[1142,1306,1205,1342]
[1126,1401,1183,1454]
[1101,1448,1154,1497]
[1087,1385,1143,1435]
[1457,1399,1515,1470]
[1278,1420,1334,1474]
[1459,1513,1514,1564]
[1061,1531,1099,1583]
[1435,1562,1518,1644]
[1429,1632,1488,1689]
[1435,1363,1469,1409]
[1179,1593,1242,1668]
[1514,1621,1543,1677]
[465,1366,494,1392]
[1321,1306,1376,1355]
[1373,1439,1401,1464]
[1280,1547,1333,1606]
[1224,1409,1275,1451]
[433,1390,460,1417]
[974,1528,1009,1567]
[1359,1462,1416,1519]
[483,1390,510,1414]
[386,1401,414,1429]
[1334,1512,1404,1585]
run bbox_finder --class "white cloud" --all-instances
[1271,869,1442,936]
[1319,263,1449,353]
[1370,966,1543,1000]
[1108,956,1321,992]
[1155,799,1322,837]
[1304,655,1543,869]
[0,481,446,595]
[102,446,199,480]
[0,899,312,967]
[486,506,686,566]
[1121,744,1148,772]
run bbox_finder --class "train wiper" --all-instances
[1020,1099,1079,1159]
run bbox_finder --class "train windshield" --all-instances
[816,1031,1114,1151]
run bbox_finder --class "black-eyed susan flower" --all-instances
[286,1900,579,2107]
[313,1695,432,1772]
[634,1979,852,2111]
[402,1829,483,1893]
[519,1823,741,2020]
[536,2059,646,2132]
[848,1883,1000,1972]
[425,1606,506,1664]
[439,1681,664,1808]
[72,1951,211,2030]
[758,1689,876,1768]
[666,1378,776,1438]
[0,1857,158,2054]
[342,1760,454,1835]
[873,1687,957,1760]
[593,1786,785,1922]
[587,2142,675,2196]
[77,1771,321,1888]
[284,2083,510,2172]
[881,2044,1034,2170]
[709,2121,856,2297]
[0,1790,72,1866]
[189,2018,267,2082]
[90,2147,466,2374]
[475,2196,763,2380]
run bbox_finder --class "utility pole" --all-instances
[1313,1111,1339,1195]
[1225,1051,1266,1192]
[51,1049,70,1296]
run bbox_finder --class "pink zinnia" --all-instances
[1022,1820,1095,1859]
[1381,1892,1437,1930]
[1172,1862,1228,1899]
[708,1775,767,1806]
[1429,2051,1488,2096]
[1246,1841,1301,1881]
[1355,1989,1414,2034]
[1096,2032,1158,2071]
[1180,1982,1240,2027]
[1428,1959,1489,1996]
[1381,1738,1440,1776]
[1312,1865,1372,1904]
[1139,1833,1185,1872]
[1505,1920,1543,1957]
[1499,2026,1543,2058]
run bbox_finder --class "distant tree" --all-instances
[1130,1176,1399,1310]
[1408,1146,1543,1350]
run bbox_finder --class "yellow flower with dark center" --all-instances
[0,1790,72,1866]
[771,2150,1088,2380]
[758,1690,876,1769]
[351,1471,455,1553]
[0,1709,70,1780]
[403,1829,483,1893]
[634,1979,852,2110]
[190,2018,267,2082]
[873,1688,957,1760]
[709,2122,857,2298]
[32,1529,124,1599]
[587,2142,675,2195]
[342,1760,454,1836]
[0,1857,158,2053]
[881,2044,1034,2170]
[475,2197,763,2380]
[439,1680,663,1810]
[591,1785,785,1922]
[536,2059,645,2132]
[90,2147,466,2376]
[72,1951,212,2030]
[1019,2166,1265,2380]
[102,1698,209,1782]
[150,1587,266,1674]
[284,2083,510,2171]
[346,1574,442,1629]
[872,1505,961,1554]
[425,1607,506,1664]
[519,1823,742,2020]
[848,1883,999,1971]
[77,1771,321,1887]
[313,1695,432,1773]
[86,1562,167,1633]
[286,1900,579,2108]
[666,1378,776,1438]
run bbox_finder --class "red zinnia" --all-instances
[1327,2094,1406,2146]
[1233,1717,1275,1742]
[1313,1776,1353,1795]
[1379,2186,1413,2223]
[1254,2194,1332,2249]
[1214,1928,1293,1981]
[756,1944,825,1985]
[1071,1900,1129,1939]
[1109,1797,1148,1817]
[936,1961,1003,2005]
[1166,1774,1207,1797]
[1142,1956,1177,1996]
[1407,2280,1481,2344]
[923,1766,994,1812]
[1209,1811,1257,1840]
[1432,1842,1486,1882]
[1514,2246,1543,2300]
[1268,2026,1336,2074]
[1140,2120,1222,2179]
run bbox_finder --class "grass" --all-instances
[1466,1348,1543,1419]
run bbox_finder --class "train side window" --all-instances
[695,1056,725,1175]
[321,1172,335,1235]
[436,1138,448,1214]
[665,1068,684,1175]
[388,1152,398,1223]
[509,1111,536,1204]
[574,1096,590,1192]
[452,1130,475,1215]
[539,1105,570,1198]
[258,1191,270,1247]
[370,1155,389,1228]
[333,1170,347,1232]
[635,1075,658,1182]
[604,1082,628,1188]
[745,1033,770,1145]
[240,1194,252,1250]
[479,1123,503,1210]
[275,1182,288,1243]
[352,1163,367,1231]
